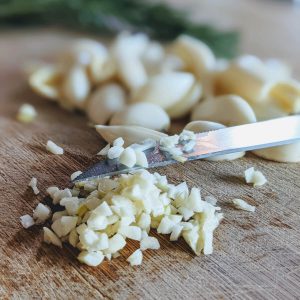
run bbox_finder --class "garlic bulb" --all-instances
[87,83,126,124]
[184,121,245,161]
[110,103,170,131]
[191,95,256,125]
[131,72,202,118]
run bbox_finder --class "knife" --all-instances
[74,115,300,182]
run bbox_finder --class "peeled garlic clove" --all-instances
[142,41,165,76]
[184,120,245,161]
[214,57,279,104]
[60,39,108,65]
[88,56,116,84]
[251,102,288,121]
[116,54,148,92]
[29,65,63,100]
[268,80,300,114]
[191,95,256,126]
[95,125,167,147]
[160,54,184,73]
[112,32,149,58]
[87,83,126,124]
[61,65,90,110]
[131,72,201,118]
[110,103,170,131]
[253,143,300,162]
[167,83,202,119]
[112,33,149,91]
[171,35,216,79]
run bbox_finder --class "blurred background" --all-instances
[0,0,300,72]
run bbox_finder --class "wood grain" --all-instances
[1,1,300,299]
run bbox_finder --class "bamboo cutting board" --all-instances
[1,1,300,299]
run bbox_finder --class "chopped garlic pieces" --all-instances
[244,167,267,187]
[70,170,82,181]
[140,236,160,250]
[46,140,64,155]
[78,251,104,266]
[232,199,256,212]
[107,146,124,159]
[20,214,35,228]
[119,147,137,167]
[127,249,143,266]
[33,203,51,223]
[43,227,62,248]
[24,169,223,267]
[17,103,37,123]
[97,143,110,156]
[29,177,39,195]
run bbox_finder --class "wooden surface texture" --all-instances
[1,0,300,299]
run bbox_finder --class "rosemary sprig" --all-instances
[0,0,239,58]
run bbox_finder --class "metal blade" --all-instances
[74,115,300,182]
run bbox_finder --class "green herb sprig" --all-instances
[0,0,239,58]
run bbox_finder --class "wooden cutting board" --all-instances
[1,1,300,299]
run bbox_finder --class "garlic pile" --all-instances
[23,169,223,267]
[28,32,300,163]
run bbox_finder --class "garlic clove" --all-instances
[252,142,300,163]
[130,72,196,110]
[86,83,126,125]
[29,65,63,100]
[167,82,202,119]
[171,35,216,79]
[191,94,257,126]
[95,125,167,147]
[61,65,90,110]
[110,103,170,131]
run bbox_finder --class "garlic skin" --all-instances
[29,65,62,100]
[184,121,245,161]
[95,125,167,147]
[61,65,90,110]
[110,103,170,131]
[131,72,202,118]
[191,95,257,126]
[172,35,216,79]
[87,83,126,125]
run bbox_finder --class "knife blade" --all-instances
[74,115,300,182]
